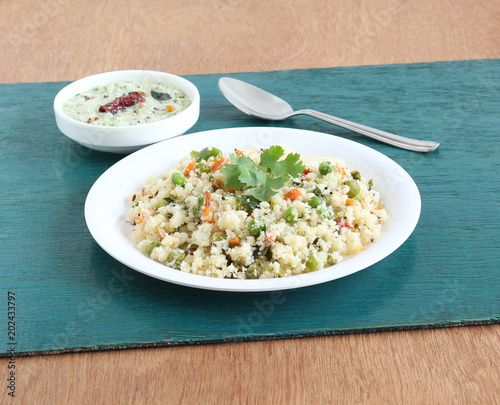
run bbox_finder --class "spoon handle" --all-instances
[294,109,439,152]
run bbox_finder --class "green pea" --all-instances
[345,179,360,198]
[319,161,334,175]
[147,240,162,255]
[167,249,186,266]
[317,206,333,220]
[153,202,167,210]
[308,196,323,208]
[196,147,222,162]
[171,172,185,186]
[248,218,266,237]
[284,207,299,223]
[196,162,211,174]
[306,253,321,272]
[368,179,373,191]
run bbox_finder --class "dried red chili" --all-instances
[99,91,146,113]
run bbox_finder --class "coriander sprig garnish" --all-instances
[221,146,305,202]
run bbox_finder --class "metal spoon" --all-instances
[218,77,439,152]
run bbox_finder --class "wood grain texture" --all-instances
[0,0,499,83]
[3,326,499,404]
[0,0,499,403]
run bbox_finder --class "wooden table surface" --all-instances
[1,0,499,403]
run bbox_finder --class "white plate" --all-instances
[85,127,421,292]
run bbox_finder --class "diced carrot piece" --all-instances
[235,149,244,157]
[228,237,241,247]
[346,199,356,206]
[183,161,196,176]
[376,204,382,210]
[211,158,229,172]
[284,188,302,200]
[166,105,175,112]
[335,164,347,179]
[265,229,276,244]
[203,191,211,216]
[303,168,311,175]
[137,209,151,225]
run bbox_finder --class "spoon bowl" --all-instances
[218,77,439,152]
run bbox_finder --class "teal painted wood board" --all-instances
[1,59,499,356]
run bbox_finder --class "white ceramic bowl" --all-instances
[54,70,200,153]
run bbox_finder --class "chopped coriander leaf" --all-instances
[221,154,256,190]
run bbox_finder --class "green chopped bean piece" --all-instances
[317,205,333,220]
[192,196,205,214]
[313,187,323,197]
[283,207,299,223]
[327,254,337,266]
[333,207,346,217]
[245,262,259,279]
[147,240,162,255]
[196,147,222,162]
[319,161,334,175]
[345,179,360,198]
[196,162,211,174]
[351,170,361,180]
[306,253,321,272]
[190,150,199,158]
[153,202,167,210]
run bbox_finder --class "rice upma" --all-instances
[126,145,388,279]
